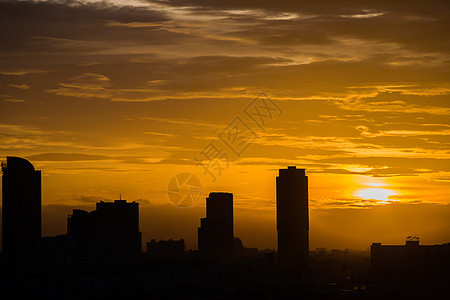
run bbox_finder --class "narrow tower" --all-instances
[276,166,309,267]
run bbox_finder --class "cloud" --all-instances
[153,0,450,52]
[156,0,448,14]
[8,84,30,90]
[319,157,450,174]
[26,153,111,162]
[0,69,48,76]
[336,94,450,115]
[341,11,385,19]
[311,196,391,209]
[73,195,111,204]
[48,73,112,99]
[134,198,152,206]
[0,0,448,250]
[47,56,294,101]
[0,95,25,103]
[69,73,111,87]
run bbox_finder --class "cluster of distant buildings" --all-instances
[1,157,141,267]
[1,157,449,283]
[1,157,312,267]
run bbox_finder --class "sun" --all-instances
[355,188,396,202]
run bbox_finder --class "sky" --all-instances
[0,0,449,251]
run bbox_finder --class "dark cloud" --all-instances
[73,195,111,203]
[154,0,450,52]
[154,0,448,16]
[0,0,171,53]
[26,153,111,161]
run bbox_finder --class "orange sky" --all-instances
[0,0,449,250]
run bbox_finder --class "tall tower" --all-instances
[198,192,234,259]
[276,166,309,266]
[2,157,41,262]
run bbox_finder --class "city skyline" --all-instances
[1,158,446,298]
[0,0,449,252]
[0,157,447,253]
[1,1,448,298]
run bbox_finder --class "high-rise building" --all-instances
[67,199,142,263]
[1,157,41,262]
[198,192,234,259]
[276,166,309,266]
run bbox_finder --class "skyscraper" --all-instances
[198,192,234,259]
[1,157,41,262]
[276,166,309,266]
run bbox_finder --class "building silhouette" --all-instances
[147,239,185,258]
[198,192,234,259]
[1,157,41,263]
[371,240,449,284]
[33,235,70,268]
[1,157,448,298]
[67,199,141,263]
[276,166,309,267]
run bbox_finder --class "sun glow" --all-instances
[355,188,396,202]
[364,182,386,187]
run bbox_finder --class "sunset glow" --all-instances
[355,188,397,202]
[0,0,449,251]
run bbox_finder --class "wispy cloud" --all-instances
[8,83,30,90]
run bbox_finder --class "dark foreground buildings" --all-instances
[147,239,185,258]
[198,192,234,259]
[67,199,142,263]
[2,160,448,298]
[276,166,309,267]
[1,157,41,263]
[371,240,449,285]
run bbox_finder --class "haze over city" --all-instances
[1,0,449,252]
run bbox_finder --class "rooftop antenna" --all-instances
[120,193,122,200]
[406,234,420,242]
